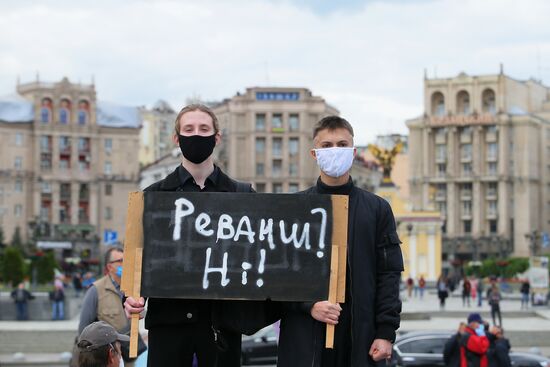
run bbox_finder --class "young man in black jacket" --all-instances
[277,116,404,367]
[124,104,254,367]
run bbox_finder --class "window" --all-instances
[289,162,298,177]
[289,114,299,131]
[255,183,266,193]
[104,161,112,175]
[488,162,497,175]
[460,127,472,139]
[105,184,112,196]
[15,179,22,193]
[41,182,51,193]
[40,98,52,123]
[487,182,498,197]
[272,138,282,157]
[272,114,283,130]
[463,220,472,233]
[436,145,446,161]
[256,162,265,176]
[437,163,446,177]
[59,136,71,153]
[398,338,446,354]
[460,183,472,199]
[462,201,472,216]
[461,144,472,160]
[288,183,299,193]
[487,143,498,160]
[104,207,112,220]
[255,138,265,153]
[59,99,71,124]
[456,91,470,114]
[289,138,299,156]
[78,100,89,125]
[59,159,70,170]
[40,136,51,152]
[14,156,22,170]
[431,92,445,116]
[14,204,22,217]
[272,160,282,177]
[105,138,113,152]
[255,114,266,131]
[486,125,498,134]
[15,133,23,146]
[462,163,472,176]
[487,200,498,216]
[272,183,283,193]
[437,202,447,216]
[78,138,90,152]
[436,184,446,200]
[482,89,496,114]
[489,219,498,234]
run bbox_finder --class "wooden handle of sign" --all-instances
[129,247,143,358]
[325,245,339,349]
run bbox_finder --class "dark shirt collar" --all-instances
[315,176,354,195]
[177,164,220,187]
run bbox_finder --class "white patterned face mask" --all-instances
[313,147,355,178]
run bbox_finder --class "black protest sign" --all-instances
[140,192,340,302]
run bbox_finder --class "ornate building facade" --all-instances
[407,70,550,263]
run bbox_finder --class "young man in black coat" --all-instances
[277,116,404,367]
[124,104,256,367]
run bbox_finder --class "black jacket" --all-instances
[488,334,512,367]
[143,166,255,367]
[443,333,461,367]
[277,178,403,367]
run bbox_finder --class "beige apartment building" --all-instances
[138,100,176,167]
[407,69,550,260]
[0,77,140,261]
[212,87,339,193]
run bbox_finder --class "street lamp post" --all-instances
[525,230,541,257]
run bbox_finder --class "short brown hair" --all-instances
[313,115,354,139]
[174,104,219,135]
[103,247,123,270]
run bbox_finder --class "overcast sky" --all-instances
[1,0,549,145]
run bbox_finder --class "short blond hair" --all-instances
[174,104,219,135]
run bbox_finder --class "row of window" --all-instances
[256,137,300,156]
[40,97,90,124]
[435,142,498,162]
[255,113,300,132]
[431,88,496,116]
[256,160,299,177]
[254,182,300,193]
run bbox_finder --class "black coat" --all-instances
[488,334,512,367]
[277,178,403,367]
[443,333,461,367]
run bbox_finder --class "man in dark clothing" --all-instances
[124,104,259,367]
[277,116,403,367]
[487,326,512,367]
[443,322,466,367]
[11,282,34,320]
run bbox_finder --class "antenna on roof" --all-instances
[499,63,504,75]
[424,68,427,80]
[36,71,39,82]
[91,74,95,87]
[537,47,542,82]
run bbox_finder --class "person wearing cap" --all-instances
[459,313,490,367]
[77,321,129,367]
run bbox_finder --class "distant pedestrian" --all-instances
[487,284,502,326]
[520,280,530,310]
[477,276,484,307]
[437,275,449,310]
[462,276,472,307]
[418,276,426,299]
[10,282,34,320]
[487,326,512,367]
[443,322,466,367]
[50,279,65,320]
[73,272,83,297]
[406,276,414,298]
[81,272,96,289]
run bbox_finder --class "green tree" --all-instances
[10,226,25,254]
[0,225,5,247]
[36,250,57,284]
[2,246,25,287]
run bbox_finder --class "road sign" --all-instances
[103,230,118,245]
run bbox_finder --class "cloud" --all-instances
[0,0,549,145]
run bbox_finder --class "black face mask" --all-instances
[178,134,216,164]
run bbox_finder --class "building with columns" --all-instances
[212,87,339,192]
[407,69,550,264]
[0,77,141,261]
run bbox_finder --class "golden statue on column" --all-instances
[367,140,404,185]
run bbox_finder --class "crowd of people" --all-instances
[443,313,512,367]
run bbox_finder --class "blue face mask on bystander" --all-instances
[116,265,123,278]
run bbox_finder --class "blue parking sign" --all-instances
[543,232,550,248]
[103,230,118,245]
